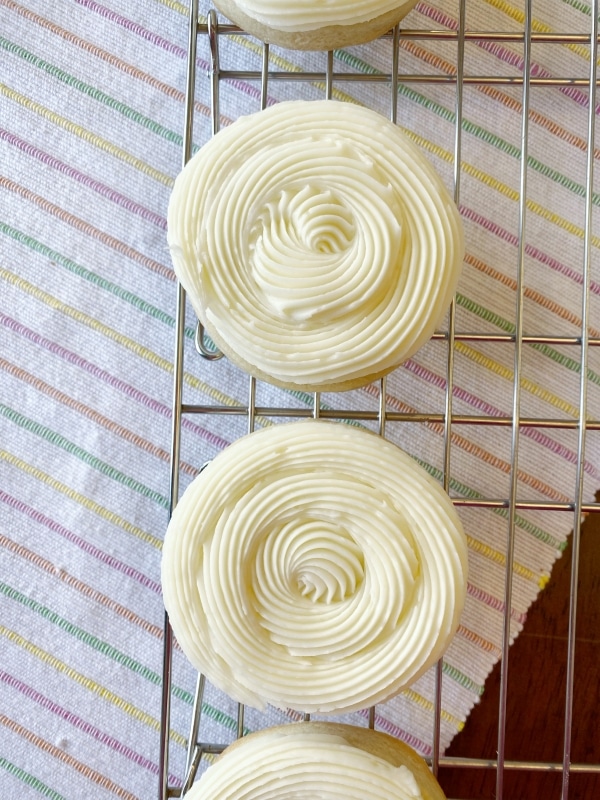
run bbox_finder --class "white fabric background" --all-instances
[1,1,599,798]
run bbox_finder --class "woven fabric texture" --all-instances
[1,1,599,797]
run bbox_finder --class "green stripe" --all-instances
[0,581,247,736]
[1,222,199,341]
[2,230,573,551]
[1,225,568,550]
[287,393,563,552]
[559,0,592,17]
[0,404,169,509]
[334,48,600,208]
[442,661,485,696]
[2,34,596,209]
[416,456,566,552]
[456,293,600,387]
[531,341,599,385]
[290,376,583,548]
[0,37,183,148]
[6,178,598,398]
[0,223,178,329]
[0,757,65,800]
[3,569,482,718]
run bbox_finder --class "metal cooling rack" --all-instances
[159,2,600,798]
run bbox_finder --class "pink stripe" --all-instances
[5,65,594,303]
[0,670,181,786]
[466,583,527,625]
[418,1,600,113]
[6,132,594,302]
[403,358,600,482]
[0,490,161,594]
[461,205,600,296]
[0,313,230,453]
[0,128,166,231]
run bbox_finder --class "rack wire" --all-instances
[159,2,600,798]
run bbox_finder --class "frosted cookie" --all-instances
[168,100,463,392]
[214,0,420,50]
[161,420,468,714]
[185,722,447,799]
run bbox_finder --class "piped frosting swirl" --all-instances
[167,100,464,391]
[161,421,468,714]
[220,0,418,32]
[183,722,449,799]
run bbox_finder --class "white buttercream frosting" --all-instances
[221,0,417,32]
[185,727,426,799]
[161,420,468,714]
[167,100,464,391]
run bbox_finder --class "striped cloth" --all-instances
[1,1,599,798]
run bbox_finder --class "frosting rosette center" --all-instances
[259,515,365,604]
[252,183,356,257]
[161,421,468,713]
[245,472,420,660]
[229,138,402,325]
[168,100,464,391]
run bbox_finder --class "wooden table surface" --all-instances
[437,498,600,800]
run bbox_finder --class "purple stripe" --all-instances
[461,205,600,296]
[0,670,181,786]
[75,0,273,108]
[7,10,596,300]
[0,128,167,231]
[0,490,161,594]
[0,313,230,453]
[359,710,432,756]
[74,0,186,56]
[418,1,600,113]
[403,358,600,482]
[6,293,594,485]
[0,337,552,647]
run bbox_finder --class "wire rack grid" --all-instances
[159,2,600,798]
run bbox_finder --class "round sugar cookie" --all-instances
[167,100,464,392]
[185,722,447,799]
[213,0,420,50]
[161,420,468,714]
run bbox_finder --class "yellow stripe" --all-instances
[0,625,187,748]
[0,449,163,549]
[402,687,464,730]
[454,341,580,418]
[154,0,188,14]
[460,161,599,248]
[482,0,592,62]
[193,29,597,249]
[175,6,362,106]
[0,83,173,187]
[16,0,590,253]
[6,16,592,253]
[0,267,235,409]
[200,14,598,250]
[1,715,140,800]
[465,534,539,583]
[398,130,600,250]
[189,8,598,252]
[0,262,579,431]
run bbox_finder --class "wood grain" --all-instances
[438,498,600,799]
